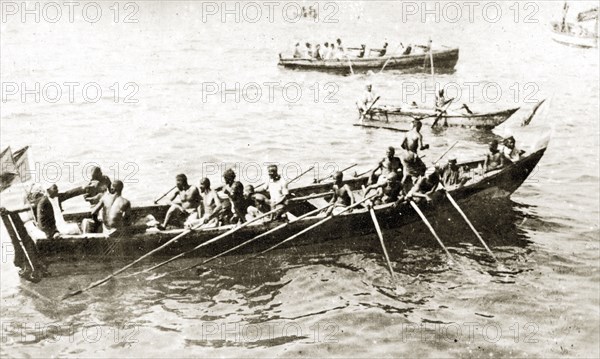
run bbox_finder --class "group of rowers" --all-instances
[20,129,525,240]
[292,39,426,60]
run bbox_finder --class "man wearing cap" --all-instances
[484,140,505,172]
[401,119,429,154]
[159,174,200,230]
[357,84,376,120]
[326,171,355,215]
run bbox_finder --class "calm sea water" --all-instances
[1,1,599,358]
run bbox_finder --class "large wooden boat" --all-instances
[366,105,520,129]
[1,138,549,266]
[278,47,459,74]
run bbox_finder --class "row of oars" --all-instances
[63,151,501,300]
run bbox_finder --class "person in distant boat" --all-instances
[356,84,376,120]
[402,44,412,55]
[293,42,303,58]
[399,149,427,193]
[441,157,469,187]
[322,42,331,59]
[314,44,322,60]
[91,180,132,234]
[325,171,355,215]
[336,38,344,53]
[501,136,525,163]
[305,42,313,58]
[401,119,429,154]
[159,174,200,230]
[358,44,367,58]
[369,146,402,185]
[265,165,289,218]
[406,166,443,204]
[484,139,505,172]
[243,184,271,220]
[379,42,388,56]
[329,43,339,59]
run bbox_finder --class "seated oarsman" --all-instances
[484,140,505,173]
[185,177,222,228]
[369,146,401,185]
[366,172,402,206]
[83,166,112,232]
[358,44,367,58]
[356,84,375,120]
[441,158,469,187]
[305,43,313,58]
[293,43,303,58]
[158,174,200,230]
[314,44,323,60]
[501,136,525,163]
[91,180,140,236]
[321,42,331,59]
[329,43,339,59]
[220,169,247,224]
[402,44,412,55]
[243,184,271,220]
[336,38,344,53]
[406,166,444,205]
[379,42,388,57]
[325,171,355,215]
[265,165,289,219]
[401,119,429,154]
[399,149,427,193]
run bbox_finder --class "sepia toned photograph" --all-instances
[1,1,598,357]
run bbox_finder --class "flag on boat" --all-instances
[1,146,31,192]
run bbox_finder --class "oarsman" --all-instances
[329,43,338,59]
[366,172,402,206]
[358,44,367,58]
[35,184,82,238]
[336,38,344,53]
[484,140,505,172]
[370,146,402,185]
[325,171,355,215]
[356,84,375,119]
[401,119,429,154]
[197,177,222,226]
[265,165,289,219]
[293,42,303,58]
[441,158,470,187]
[305,42,313,58]
[501,136,525,163]
[379,42,388,56]
[314,44,322,60]
[399,149,427,193]
[158,174,200,230]
[322,42,331,59]
[91,180,132,235]
[405,166,443,205]
[221,168,247,224]
[435,89,453,124]
[243,184,271,220]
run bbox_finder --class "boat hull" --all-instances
[367,107,519,129]
[551,22,599,48]
[12,147,546,263]
[278,48,459,74]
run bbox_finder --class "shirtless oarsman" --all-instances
[326,171,355,215]
[484,140,505,172]
[159,174,200,229]
[399,148,427,193]
[370,146,401,185]
[91,180,132,234]
[221,169,247,224]
[401,119,429,154]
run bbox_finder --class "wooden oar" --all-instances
[287,166,315,185]
[167,203,336,283]
[433,140,459,164]
[345,54,355,75]
[431,98,454,128]
[359,96,381,122]
[378,42,404,73]
[409,200,455,263]
[353,123,406,133]
[316,164,357,183]
[443,190,498,262]
[236,194,377,265]
[361,185,396,279]
[154,186,176,204]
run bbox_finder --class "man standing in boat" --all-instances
[325,171,355,215]
[159,174,200,230]
[91,180,137,235]
[401,119,429,154]
[356,84,376,120]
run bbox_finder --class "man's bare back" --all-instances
[101,193,131,229]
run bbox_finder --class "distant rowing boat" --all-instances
[278,47,459,74]
[551,21,599,48]
[365,105,520,129]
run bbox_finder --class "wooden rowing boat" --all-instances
[551,21,599,48]
[278,47,459,74]
[365,105,520,130]
[0,139,548,266]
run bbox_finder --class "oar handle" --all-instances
[433,140,459,164]
[316,164,357,183]
[154,186,177,204]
